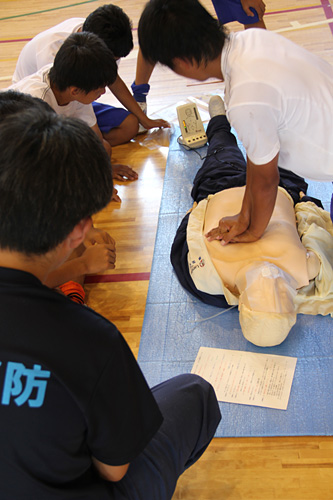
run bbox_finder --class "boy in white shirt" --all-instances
[138,0,333,242]
[132,0,266,115]
[9,31,133,189]
[0,90,117,300]
[171,97,332,347]
[13,4,169,140]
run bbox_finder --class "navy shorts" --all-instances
[112,374,221,500]
[92,102,131,134]
[211,0,260,24]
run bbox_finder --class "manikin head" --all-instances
[235,262,298,347]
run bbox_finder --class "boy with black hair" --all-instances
[10,32,115,140]
[138,0,333,240]
[9,31,134,187]
[12,3,169,142]
[0,90,117,301]
[0,107,220,498]
[83,3,134,58]
[131,0,266,110]
[0,87,54,115]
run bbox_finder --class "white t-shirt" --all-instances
[9,64,97,127]
[12,18,84,83]
[221,29,333,181]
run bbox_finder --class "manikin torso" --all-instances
[203,187,320,298]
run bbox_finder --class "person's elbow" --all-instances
[249,153,280,186]
[92,457,130,482]
[260,154,280,188]
[101,464,129,482]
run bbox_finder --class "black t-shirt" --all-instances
[0,267,163,499]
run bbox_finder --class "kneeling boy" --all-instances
[0,105,220,499]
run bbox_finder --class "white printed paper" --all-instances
[191,347,297,410]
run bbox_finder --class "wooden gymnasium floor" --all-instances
[1,1,333,498]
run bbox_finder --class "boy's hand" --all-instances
[139,116,170,131]
[84,227,115,247]
[113,163,138,181]
[111,187,121,203]
[225,229,261,244]
[82,244,116,275]
[241,0,265,19]
[205,213,250,244]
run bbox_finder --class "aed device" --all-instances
[176,103,207,149]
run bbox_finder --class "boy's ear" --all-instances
[172,57,192,70]
[69,87,82,97]
[171,57,199,78]
[66,217,93,250]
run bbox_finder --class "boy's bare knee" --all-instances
[103,113,139,146]
[123,113,139,137]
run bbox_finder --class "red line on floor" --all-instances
[320,0,333,35]
[84,272,150,284]
[0,38,32,44]
[266,4,322,14]
[0,5,328,45]
[187,80,222,87]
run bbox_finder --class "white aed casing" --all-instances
[177,103,207,148]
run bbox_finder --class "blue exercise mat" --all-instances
[138,127,333,438]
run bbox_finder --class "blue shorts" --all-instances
[211,0,260,25]
[92,102,131,134]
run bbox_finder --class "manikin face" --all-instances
[237,262,298,347]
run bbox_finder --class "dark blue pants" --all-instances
[191,115,247,203]
[211,0,260,24]
[191,115,309,205]
[112,374,221,500]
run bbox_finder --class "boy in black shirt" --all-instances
[0,93,220,499]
